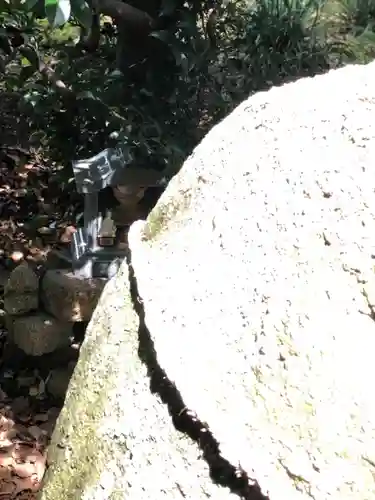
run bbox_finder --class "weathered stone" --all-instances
[4,262,39,315]
[127,61,375,500]
[8,313,73,356]
[41,270,106,322]
[40,61,375,500]
[40,266,237,500]
[4,261,38,294]
[4,294,38,316]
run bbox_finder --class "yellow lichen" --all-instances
[142,188,193,242]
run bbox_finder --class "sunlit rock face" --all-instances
[41,61,375,500]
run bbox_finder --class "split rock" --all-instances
[128,61,375,500]
[39,60,375,500]
[39,265,238,500]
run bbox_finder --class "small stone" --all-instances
[4,263,39,315]
[28,425,46,440]
[12,396,29,413]
[10,313,73,356]
[5,262,39,295]
[4,294,38,316]
[41,270,106,322]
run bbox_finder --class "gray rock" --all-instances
[4,261,38,294]
[40,60,375,500]
[4,294,39,316]
[4,262,39,315]
[41,270,106,322]
[8,313,73,356]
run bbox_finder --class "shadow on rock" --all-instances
[127,249,269,500]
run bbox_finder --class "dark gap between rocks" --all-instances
[126,250,269,500]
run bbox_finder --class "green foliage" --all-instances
[0,0,375,189]
[211,0,329,107]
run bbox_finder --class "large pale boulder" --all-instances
[39,60,375,500]
[39,265,240,500]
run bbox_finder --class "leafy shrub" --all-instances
[1,0,375,185]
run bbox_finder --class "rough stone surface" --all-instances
[4,262,39,315]
[39,265,238,500]
[41,270,106,322]
[4,262,38,294]
[39,60,375,500]
[128,61,375,500]
[7,313,73,356]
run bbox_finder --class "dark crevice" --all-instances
[125,249,269,500]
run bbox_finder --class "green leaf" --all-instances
[70,0,91,29]
[19,64,36,84]
[23,0,40,11]
[23,90,43,107]
[19,44,40,67]
[170,46,189,73]
[0,34,12,55]
[76,90,99,101]
[107,69,123,79]
[45,0,71,27]
[149,30,170,43]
